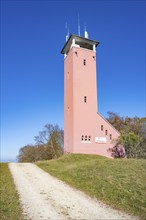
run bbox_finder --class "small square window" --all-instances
[67,72,69,79]
[83,59,86,65]
[81,135,84,141]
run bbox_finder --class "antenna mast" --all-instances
[78,13,80,36]
[65,22,69,41]
[84,23,88,38]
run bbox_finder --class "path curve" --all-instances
[9,163,138,220]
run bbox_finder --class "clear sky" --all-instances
[1,0,145,161]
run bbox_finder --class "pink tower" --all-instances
[61,32,120,158]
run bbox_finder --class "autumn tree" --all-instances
[107,111,146,137]
[34,124,63,159]
[17,145,36,162]
[107,112,146,158]
[17,124,64,162]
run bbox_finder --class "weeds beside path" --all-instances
[0,163,22,220]
[37,154,146,219]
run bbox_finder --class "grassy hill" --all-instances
[36,154,146,219]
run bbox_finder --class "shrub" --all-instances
[108,143,126,158]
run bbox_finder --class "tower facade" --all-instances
[61,34,119,158]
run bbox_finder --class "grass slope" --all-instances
[0,163,22,220]
[37,154,146,219]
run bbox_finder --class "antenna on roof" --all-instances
[78,13,80,36]
[65,22,69,41]
[84,23,88,38]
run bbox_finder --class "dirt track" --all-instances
[9,163,138,220]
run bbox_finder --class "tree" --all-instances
[34,123,63,158]
[106,112,146,137]
[17,145,36,162]
[107,112,146,159]
[106,111,125,132]
[17,123,64,162]
[119,132,145,159]
[34,145,53,161]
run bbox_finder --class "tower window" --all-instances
[83,59,86,65]
[81,135,84,141]
[101,125,103,131]
[84,96,87,103]
[110,134,112,140]
[105,130,108,135]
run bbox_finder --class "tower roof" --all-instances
[61,34,99,55]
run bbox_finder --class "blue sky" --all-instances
[1,0,145,161]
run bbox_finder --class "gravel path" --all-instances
[9,163,138,220]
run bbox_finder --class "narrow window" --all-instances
[88,136,91,142]
[84,96,87,103]
[110,134,112,140]
[105,130,108,135]
[101,125,103,131]
[83,59,86,65]
[85,135,87,141]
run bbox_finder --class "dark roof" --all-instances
[61,34,100,54]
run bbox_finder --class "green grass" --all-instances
[36,154,146,219]
[0,163,22,220]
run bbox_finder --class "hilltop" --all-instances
[37,154,146,219]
